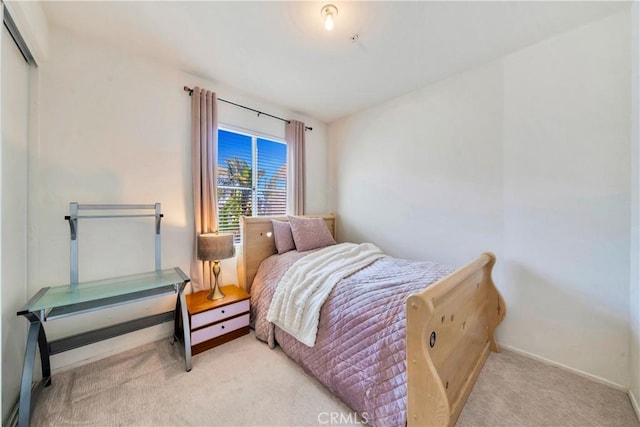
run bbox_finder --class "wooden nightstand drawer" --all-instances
[184,285,251,357]
[191,299,249,329]
[191,313,250,345]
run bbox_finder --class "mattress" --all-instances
[250,248,454,427]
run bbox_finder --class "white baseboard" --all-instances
[498,343,627,392]
[630,389,640,422]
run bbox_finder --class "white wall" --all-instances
[330,60,504,264]
[630,0,640,416]
[329,11,631,387]
[31,25,329,372]
[501,10,630,388]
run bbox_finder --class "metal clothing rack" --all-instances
[65,203,163,289]
[15,203,193,427]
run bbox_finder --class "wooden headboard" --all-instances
[237,214,336,292]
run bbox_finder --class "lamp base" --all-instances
[207,260,226,301]
[207,285,225,301]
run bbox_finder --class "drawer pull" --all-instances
[221,310,225,314]
[221,325,225,329]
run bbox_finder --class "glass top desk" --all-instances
[16,267,192,427]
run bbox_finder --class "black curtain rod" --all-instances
[183,86,312,131]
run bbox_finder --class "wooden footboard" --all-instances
[406,252,505,427]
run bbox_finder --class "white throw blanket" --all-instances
[266,242,385,347]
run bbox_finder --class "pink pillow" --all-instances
[288,216,336,252]
[272,220,296,254]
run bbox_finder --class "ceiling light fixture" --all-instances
[321,4,338,31]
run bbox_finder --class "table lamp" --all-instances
[197,232,235,300]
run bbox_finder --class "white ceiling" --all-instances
[42,1,628,123]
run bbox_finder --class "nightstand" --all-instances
[185,285,250,356]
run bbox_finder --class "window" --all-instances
[217,128,287,241]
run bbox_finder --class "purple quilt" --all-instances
[251,250,454,427]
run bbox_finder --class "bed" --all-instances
[238,214,505,427]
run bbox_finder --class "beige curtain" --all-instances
[286,120,306,215]
[190,88,218,292]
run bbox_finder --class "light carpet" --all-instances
[32,333,639,426]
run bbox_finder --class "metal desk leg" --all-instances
[19,313,51,427]
[177,289,192,372]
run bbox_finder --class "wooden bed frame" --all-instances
[238,214,506,427]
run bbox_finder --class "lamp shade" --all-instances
[197,233,235,261]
